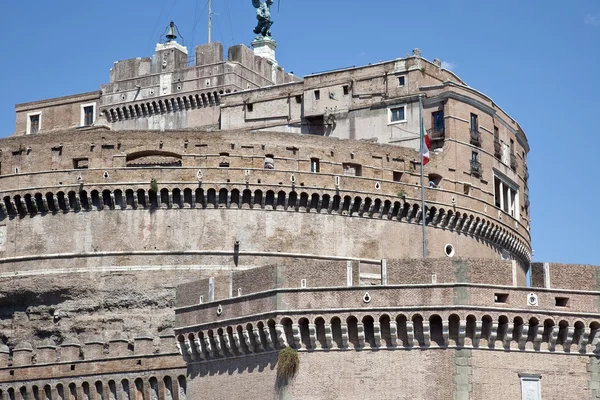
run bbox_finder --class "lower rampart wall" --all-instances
[185,349,591,400]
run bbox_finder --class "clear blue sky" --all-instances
[1,1,599,265]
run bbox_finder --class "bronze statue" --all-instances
[252,0,274,38]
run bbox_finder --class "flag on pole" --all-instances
[421,116,430,165]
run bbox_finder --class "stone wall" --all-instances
[0,129,531,266]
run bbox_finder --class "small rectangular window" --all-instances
[295,95,302,104]
[73,158,89,169]
[314,90,320,100]
[343,85,349,95]
[246,103,253,112]
[470,113,478,130]
[471,151,478,162]
[393,171,403,182]
[555,297,569,307]
[83,106,94,126]
[343,163,362,177]
[398,76,405,87]
[494,293,509,303]
[389,106,406,123]
[310,158,320,173]
[29,114,40,135]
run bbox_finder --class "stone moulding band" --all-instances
[0,186,531,264]
[0,250,381,266]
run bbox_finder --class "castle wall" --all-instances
[183,349,592,400]
[0,129,531,267]
[0,209,517,273]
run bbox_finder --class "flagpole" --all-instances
[419,94,427,258]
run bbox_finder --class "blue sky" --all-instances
[1,1,599,265]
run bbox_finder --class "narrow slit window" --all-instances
[314,90,320,100]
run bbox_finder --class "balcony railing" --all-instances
[524,164,529,180]
[510,153,517,171]
[494,140,501,159]
[470,159,483,177]
[427,127,445,141]
[470,128,482,147]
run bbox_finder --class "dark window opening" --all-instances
[494,293,509,303]
[398,76,405,87]
[83,106,94,126]
[393,171,403,182]
[342,85,349,95]
[555,297,569,307]
[470,113,478,131]
[246,103,253,112]
[295,95,302,103]
[29,115,40,135]
[428,173,442,188]
[73,158,89,169]
[304,115,325,135]
[219,161,230,168]
[390,106,405,122]
[314,90,320,100]
[429,110,445,148]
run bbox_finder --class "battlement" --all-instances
[1,332,178,369]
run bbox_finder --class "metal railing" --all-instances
[494,140,502,159]
[470,159,483,177]
[427,127,445,141]
[470,128,482,147]
[510,153,517,171]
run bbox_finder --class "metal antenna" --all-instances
[208,0,213,43]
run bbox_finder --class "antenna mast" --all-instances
[208,0,213,43]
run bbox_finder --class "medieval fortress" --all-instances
[0,11,596,400]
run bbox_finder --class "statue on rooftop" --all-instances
[252,0,274,39]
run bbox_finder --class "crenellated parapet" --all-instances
[1,332,179,368]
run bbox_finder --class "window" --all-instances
[84,106,94,126]
[314,90,320,100]
[431,110,444,140]
[343,163,362,177]
[80,103,96,127]
[494,173,519,219]
[389,106,406,123]
[555,297,569,307]
[470,113,478,131]
[493,126,501,159]
[264,155,274,169]
[494,293,509,303]
[519,373,541,400]
[343,85,349,95]
[397,76,405,87]
[246,103,253,112]
[295,95,302,104]
[27,112,41,135]
[471,151,478,162]
[310,158,320,173]
[393,171,403,182]
[73,158,89,169]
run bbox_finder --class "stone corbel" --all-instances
[389,321,398,347]
[373,322,381,348]
[275,324,288,348]
[340,323,349,349]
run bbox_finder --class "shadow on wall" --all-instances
[187,351,276,380]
